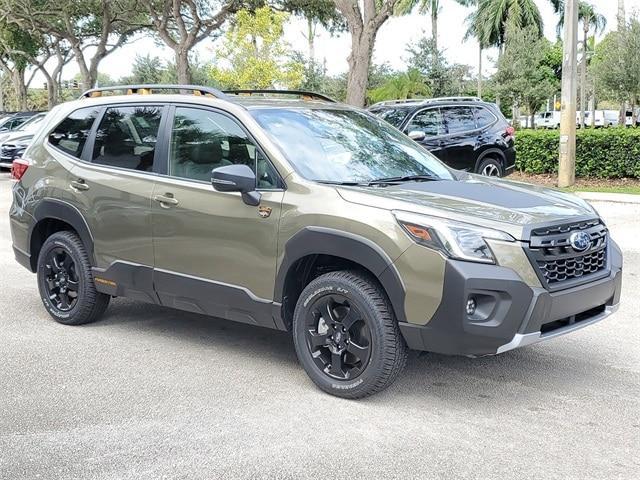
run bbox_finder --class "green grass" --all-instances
[566,185,640,195]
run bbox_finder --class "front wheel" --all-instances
[292,270,408,398]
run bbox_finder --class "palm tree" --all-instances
[470,0,543,53]
[618,0,625,31]
[556,2,607,127]
[461,0,543,99]
[395,0,473,51]
[369,68,430,103]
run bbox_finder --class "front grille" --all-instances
[527,219,609,290]
[0,144,17,160]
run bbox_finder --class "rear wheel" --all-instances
[478,156,503,177]
[292,270,407,398]
[37,231,110,325]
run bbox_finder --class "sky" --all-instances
[50,0,640,84]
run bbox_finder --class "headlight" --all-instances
[393,211,515,264]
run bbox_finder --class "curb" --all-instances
[576,191,640,204]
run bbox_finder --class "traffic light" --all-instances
[43,82,48,90]
[72,79,79,89]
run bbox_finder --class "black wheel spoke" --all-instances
[58,294,70,310]
[341,309,359,330]
[330,351,344,377]
[322,300,336,324]
[51,256,62,273]
[346,340,369,361]
[308,330,329,349]
[304,292,371,382]
[43,247,78,313]
[61,254,73,270]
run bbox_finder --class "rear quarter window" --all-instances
[48,107,101,158]
[473,107,497,129]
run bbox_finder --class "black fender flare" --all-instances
[274,226,407,324]
[474,147,506,173]
[30,199,95,266]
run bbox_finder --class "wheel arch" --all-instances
[274,227,406,331]
[474,147,506,173]
[29,199,95,272]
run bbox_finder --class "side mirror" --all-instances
[211,164,261,206]
[408,130,426,142]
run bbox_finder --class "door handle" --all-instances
[153,194,179,208]
[70,179,89,191]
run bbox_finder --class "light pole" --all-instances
[558,0,579,188]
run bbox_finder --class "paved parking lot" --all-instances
[0,173,638,480]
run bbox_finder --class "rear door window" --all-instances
[48,107,101,158]
[91,106,162,172]
[442,107,476,134]
[406,108,445,137]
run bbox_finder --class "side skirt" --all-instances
[92,261,281,330]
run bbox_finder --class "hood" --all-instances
[1,133,33,146]
[336,173,598,240]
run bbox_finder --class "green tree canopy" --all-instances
[210,6,304,89]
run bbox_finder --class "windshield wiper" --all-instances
[367,174,440,186]
[315,180,366,186]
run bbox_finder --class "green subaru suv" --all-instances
[9,86,622,398]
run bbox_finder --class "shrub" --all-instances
[515,128,640,178]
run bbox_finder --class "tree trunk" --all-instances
[70,43,95,91]
[345,30,374,107]
[591,84,596,128]
[477,46,482,99]
[175,48,192,85]
[431,8,438,51]
[580,25,588,129]
[307,17,315,62]
[11,68,27,111]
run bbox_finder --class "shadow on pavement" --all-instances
[88,297,628,406]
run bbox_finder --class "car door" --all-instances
[151,105,285,328]
[439,106,478,171]
[403,107,446,159]
[64,104,164,302]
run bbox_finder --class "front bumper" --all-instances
[399,241,623,356]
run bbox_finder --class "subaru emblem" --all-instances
[569,231,591,252]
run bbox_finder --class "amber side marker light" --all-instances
[404,223,432,242]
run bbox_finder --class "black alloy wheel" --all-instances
[293,270,408,398]
[37,231,110,325]
[305,293,372,381]
[43,247,80,312]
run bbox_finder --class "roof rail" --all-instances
[79,84,228,99]
[369,96,483,108]
[223,89,337,103]
[428,96,482,103]
[369,98,427,108]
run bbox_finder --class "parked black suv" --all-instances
[369,97,516,177]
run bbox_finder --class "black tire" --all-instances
[477,156,503,177]
[37,231,110,325]
[292,270,408,399]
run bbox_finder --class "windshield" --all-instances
[17,114,45,132]
[251,108,453,184]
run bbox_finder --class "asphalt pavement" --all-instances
[0,173,638,480]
